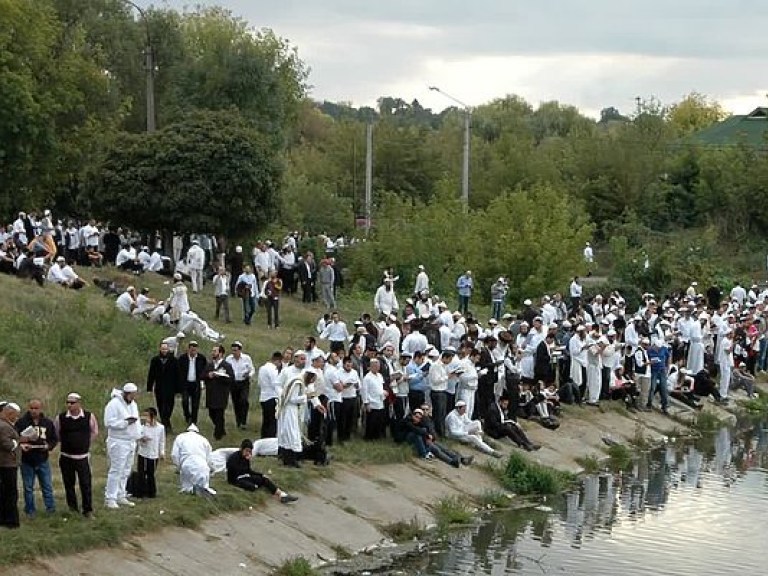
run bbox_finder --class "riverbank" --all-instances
[0,271,750,574]
[13,395,743,576]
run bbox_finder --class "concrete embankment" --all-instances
[18,400,734,576]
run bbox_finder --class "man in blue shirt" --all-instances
[647,339,670,414]
[456,271,474,315]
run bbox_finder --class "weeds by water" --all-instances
[574,454,602,474]
[693,410,725,433]
[629,423,652,450]
[606,444,634,472]
[498,453,574,495]
[273,557,317,576]
[433,495,474,529]
[381,518,425,542]
[477,490,515,509]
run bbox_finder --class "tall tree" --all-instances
[88,109,281,240]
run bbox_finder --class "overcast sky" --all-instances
[165,0,768,117]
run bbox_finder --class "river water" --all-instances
[412,425,768,575]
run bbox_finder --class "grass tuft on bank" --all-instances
[496,453,575,495]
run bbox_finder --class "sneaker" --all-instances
[280,494,299,504]
[450,459,461,468]
[118,498,135,507]
[105,500,120,510]
[424,453,435,460]
[460,456,475,466]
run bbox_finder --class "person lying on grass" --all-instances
[226,439,298,504]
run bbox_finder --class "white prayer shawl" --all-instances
[686,321,705,374]
[277,378,317,452]
[171,431,213,492]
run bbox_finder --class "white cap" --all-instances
[66,393,82,402]
[523,299,532,306]
[176,331,186,338]
[455,400,467,408]
[173,273,182,281]
[418,264,425,270]
[235,245,243,253]
[6,402,20,412]
[187,424,199,433]
[488,318,498,325]
[122,383,138,394]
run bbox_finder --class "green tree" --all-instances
[668,92,727,135]
[88,109,281,240]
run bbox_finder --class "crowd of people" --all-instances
[1,211,764,533]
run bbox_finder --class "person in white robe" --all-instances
[104,383,141,508]
[585,332,605,405]
[569,326,588,389]
[168,274,190,322]
[414,265,429,295]
[277,370,324,467]
[686,314,706,374]
[171,424,215,495]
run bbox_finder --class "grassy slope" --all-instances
[0,269,409,565]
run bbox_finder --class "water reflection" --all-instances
[418,425,768,576]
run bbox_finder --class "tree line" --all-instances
[2,0,767,302]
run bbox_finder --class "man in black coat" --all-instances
[485,396,539,451]
[297,252,317,303]
[203,344,234,440]
[177,341,208,426]
[146,342,179,432]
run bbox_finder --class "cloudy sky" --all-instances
[166,0,768,117]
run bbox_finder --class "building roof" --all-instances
[690,107,768,149]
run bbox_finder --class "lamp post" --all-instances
[122,0,156,132]
[429,86,470,206]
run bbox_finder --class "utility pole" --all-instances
[365,123,373,235]
[429,86,471,206]
[122,0,155,132]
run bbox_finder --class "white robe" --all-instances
[686,321,705,374]
[171,431,213,493]
[277,378,315,453]
[569,336,587,385]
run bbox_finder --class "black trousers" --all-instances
[155,389,176,430]
[337,397,357,442]
[307,404,328,457]
[326,401,340,446]
[233,472,278,494]
[408,390,426,413]
[182,381,201,425]
[209,408,226,439]
[260,398,277,438]
[137,455,158,498]
[59,455,92,514]
[0,466,19,528]
[364,408,386,440]
[231,380,250,427]
[265,298,280,327]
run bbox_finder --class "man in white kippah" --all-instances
[104,383,141,509]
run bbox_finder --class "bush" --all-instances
[501,452,573,495]
[433,495,474,529]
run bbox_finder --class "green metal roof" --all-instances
[690,107,768,148]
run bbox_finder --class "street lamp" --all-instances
[429,86,470,206]
[121,0,156,132]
